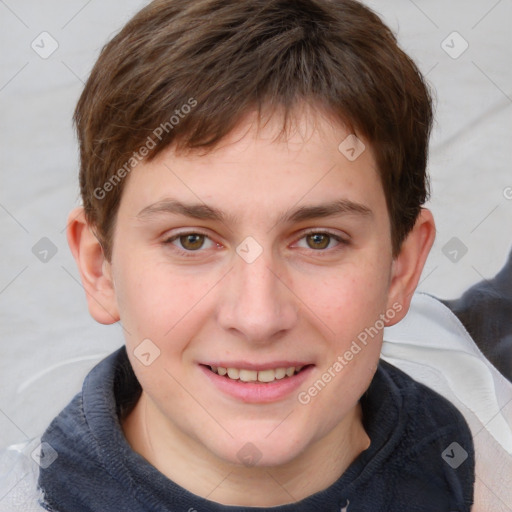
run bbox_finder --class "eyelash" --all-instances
[163,229,349,258]
[163,230,219,258]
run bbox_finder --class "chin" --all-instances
[205,431,309,469]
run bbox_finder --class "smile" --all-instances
[208,365,304,383]
[200,363,313,403]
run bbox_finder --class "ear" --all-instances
[66,207,120,324]
[385,208,436,326]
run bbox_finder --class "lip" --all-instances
[204,361,310,371]
[199,363,314,403]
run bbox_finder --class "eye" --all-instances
[295,231,346,251]
[179,233,207,251]
[305,233,331,250]
[164,232,216,252]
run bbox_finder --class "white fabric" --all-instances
[383,292,512,511]
[0,439,45,511]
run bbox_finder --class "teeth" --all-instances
[274,368,287,380]
[239,369,258,382]
[227,368,239,379]
[257,369,277,383]
[210,365,304,383]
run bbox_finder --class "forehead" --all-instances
[118,106,387,225]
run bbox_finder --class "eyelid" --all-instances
[162,228,221,256]
[162,227,213,242]
[290,228,350,254]
[296,227,350,244]
[299,227,348,238]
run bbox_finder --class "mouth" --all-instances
[199,363,314,403]
[206,364,307,383]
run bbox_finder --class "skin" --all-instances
[68,104,435,506]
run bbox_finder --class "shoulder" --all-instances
[370,360,475,510]
[36,348,143,512]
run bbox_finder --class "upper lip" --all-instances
[201,361,313,370]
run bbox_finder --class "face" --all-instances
[108,106,398,467]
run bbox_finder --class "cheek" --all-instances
[297,260,391,341]
[113,254,208,347]
[295,268,387,437]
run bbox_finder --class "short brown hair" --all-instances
[74,0,433,260]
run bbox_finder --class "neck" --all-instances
[122,392,370,507]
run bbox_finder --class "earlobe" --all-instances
[385,208,436,326]
[66,207,120,325]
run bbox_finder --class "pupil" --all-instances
[307,233,329,250]
[181,234,204,250]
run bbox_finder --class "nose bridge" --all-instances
[218,248,298,341]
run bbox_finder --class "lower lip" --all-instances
[199,365,314,403]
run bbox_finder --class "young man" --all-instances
[2,0,477,510]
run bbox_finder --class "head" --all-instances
[68,0,435,475]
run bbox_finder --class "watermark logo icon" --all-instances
[442,237,468,263]
[31,442,58,469]
[236,236,263,264]
[32,237,58,263]
[31,32,59,59]
[338,134,365,161]
[441,31,469,59]
[441,442,468,469]
[236,442,262,466]
[134,338,161,366]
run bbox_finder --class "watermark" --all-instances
[236,442,263,466]
[441,236,468,264]
[236,236,263,264]
[338,134,365,161]
[134,338,161,366]
[31,31,59,59]
[32,237,58,263]
[504,186,512,200]
[298,302,402,405]
[31,442,58,469]
[441,31,469,60]
[441,442,468,469]
[93,97,197,200]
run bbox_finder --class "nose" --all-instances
[216,249,299,344]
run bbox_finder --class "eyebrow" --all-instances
[280,199,372,223]
[137,199,229,222]
[136,198,373,224]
